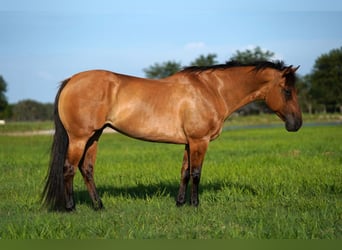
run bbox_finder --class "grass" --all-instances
[0,120,341,239]
[0,121,53,133]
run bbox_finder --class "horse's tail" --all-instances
[42,79,70,210]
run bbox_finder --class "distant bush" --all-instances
[10,99,53,121]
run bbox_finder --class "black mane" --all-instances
[182,60,288,73]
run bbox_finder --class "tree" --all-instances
[190,53,218,66]
[11,99,53,121]
[229,46,275,63]
[296,75,314,114]
[309,47,342,113]
[0,75,8,119]
[143,54,219,79]
[143,61,182,79]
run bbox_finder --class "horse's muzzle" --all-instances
[285,114,302,132]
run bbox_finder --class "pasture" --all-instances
[0,118,341,239]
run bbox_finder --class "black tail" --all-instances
[42,79,70,210]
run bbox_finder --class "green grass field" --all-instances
[0,119,341,239]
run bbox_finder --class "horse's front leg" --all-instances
[176,145,190,206]
[189,139,209,206]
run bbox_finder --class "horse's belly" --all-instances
[107,114,187,144]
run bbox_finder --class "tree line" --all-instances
[0,46,341,121]
[0,98,53,121]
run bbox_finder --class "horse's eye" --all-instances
[284,89,292,99]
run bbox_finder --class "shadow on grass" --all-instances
[74,180,258,208]
[74,181,182,207]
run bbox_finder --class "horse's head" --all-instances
[265,66,302,132]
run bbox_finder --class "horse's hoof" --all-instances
[176,201,186,207]
[93,200,104,211]
[65,206,76,212]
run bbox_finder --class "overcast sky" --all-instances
[1,0,342,103]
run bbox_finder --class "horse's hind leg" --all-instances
[63,159,77,211]
[64,139,87,211]
[79,131,103,210]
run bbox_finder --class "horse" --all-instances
[42,61,302,211]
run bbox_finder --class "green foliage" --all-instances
[11,99,53,121]
[143,61,182,79]
[296,75,314,113]
[229,46,275,64]
[0,124,341,239]
[190,53,218,66]
[143,54,219,79]
[0,75,8,119]
[309,47,342,112]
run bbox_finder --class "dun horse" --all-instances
[42,61,302,211]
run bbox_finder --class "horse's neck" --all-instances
[209,69,270,117]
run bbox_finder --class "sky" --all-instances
[1,0,342,103]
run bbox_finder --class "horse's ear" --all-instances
[282,65,299,77]
[292,65,300,72]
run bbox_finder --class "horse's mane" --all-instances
[181,60,288,73]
